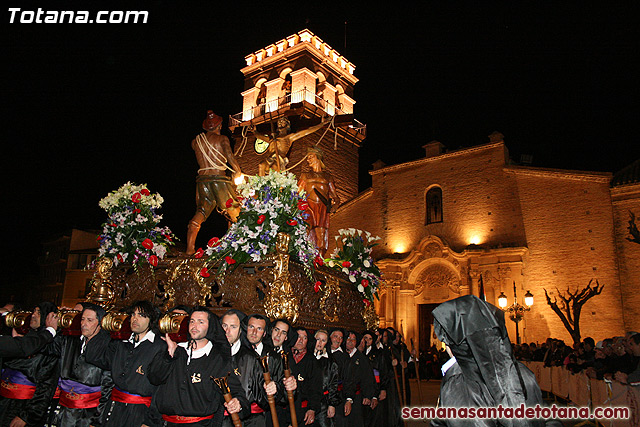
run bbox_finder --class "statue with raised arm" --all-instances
[255,116,330,176]
[297,146,340,256]
[186,110,242,256]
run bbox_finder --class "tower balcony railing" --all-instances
[229,89,366,136]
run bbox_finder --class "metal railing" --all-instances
[228,89,366,136]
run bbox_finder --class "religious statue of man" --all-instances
[254,116,330,176]
[186,110,242,256]
[297,146,340,256]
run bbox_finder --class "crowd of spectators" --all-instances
[514,332,640,386]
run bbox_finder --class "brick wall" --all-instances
[611,183,640,333]
[512,170,625,342]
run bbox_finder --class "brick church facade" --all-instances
[229,29,639,348]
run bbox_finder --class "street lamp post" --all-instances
[497,282,533,345]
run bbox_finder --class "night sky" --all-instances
[3,2,638,291]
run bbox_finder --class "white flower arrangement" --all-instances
[97,182,176,269]
[325,228,382,305]
[202,170,320,277]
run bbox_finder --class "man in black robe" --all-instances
[288,327,322,426]
[0,301,60,427]
[0,310,58,370]
[220,309,274,427]
[269,318,299,427]
[344,330,376,427]
[85,300,167,427]
[148,306,247,426]
[362,330,391,427]
[431,295,563,427]
[327,328,353,427]
[313,329,339,427]
[51,303,113,427]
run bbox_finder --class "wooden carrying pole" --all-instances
[282,352,298,427]
[391,352,404,407]
[260,356,280,427]
[214,376,242,427]
[410,338,424,406]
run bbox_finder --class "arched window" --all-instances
[425,187,443,224]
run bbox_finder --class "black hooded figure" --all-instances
[148,306,249,426]
[0,301,60,427]
[431,295,562,427]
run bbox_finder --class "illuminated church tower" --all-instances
[228,29,366,202]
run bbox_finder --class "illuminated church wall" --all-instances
[611,181,640,332]
[510,168,625,341]
[330,135,633,345]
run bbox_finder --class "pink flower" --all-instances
[132,192,142,203]
[149,255,158,267]
[142,238,154,249]
[200,267,210,278]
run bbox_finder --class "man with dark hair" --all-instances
[246,314,290,427]
[614,333,640,386]
[288,327,321,426]
[313,329,340,427]
[50,303,113,427]
[220,309,276,426]
[0,308,58,370]
[0,302,60,427]
[148,306,246,426]
[85,300,166,426]
[344,330,376,427]
[328,327,353,427]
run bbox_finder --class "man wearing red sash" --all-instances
[0,302,60,427]
[148,307,247,426]
[85,300,166,426]
[49,303,113,427]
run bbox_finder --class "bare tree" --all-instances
[628,211,640,244]
[544,279,604,345]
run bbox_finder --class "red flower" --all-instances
[363,299,371,307]
[149,255,158,267]
[165,235,172,242]
[110,223,117,227]
[361,279,369,288]
[313,256,324,268]
[342,261,351,268]
[225,198,234,208]
[132,192,142,203]
[142,238,154,249]
[257,215,266,225]
[287,219,298,226]
[314,281,321,293]
[133,208,141,214]
[141,189,150,196]
[208,237,220,247]
[225,256,236,265]
[297,200,309,211]
[200,267,210,278]
[117,254,123,263]
[194,248,204,259]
